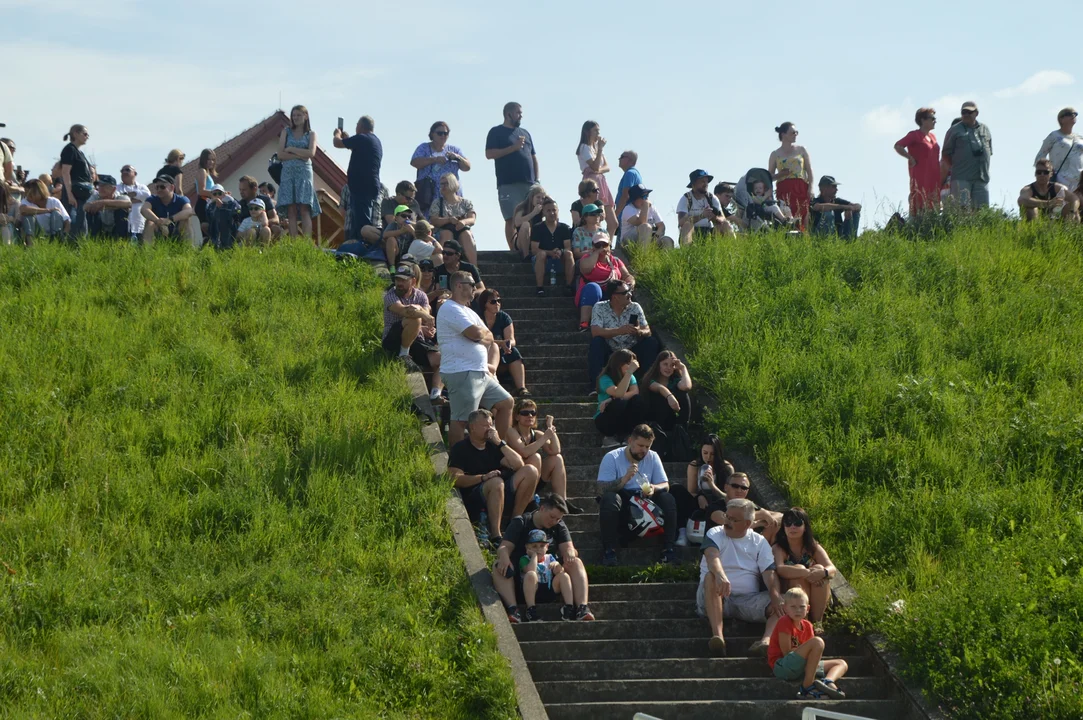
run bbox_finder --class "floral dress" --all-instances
[279,130,321,216]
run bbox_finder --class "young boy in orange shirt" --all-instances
[767,587,848,699]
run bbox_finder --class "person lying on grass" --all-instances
[516,528,575,622]
[767,587,848,699]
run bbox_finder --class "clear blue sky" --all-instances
[3,0,1080,248]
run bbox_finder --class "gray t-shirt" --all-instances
[943,122,993,184]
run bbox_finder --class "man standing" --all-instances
[698,498,784,657]
[613,150,642,223]
[383,264,443,401]
[530,197,574,295]
[1018,159,1070,222]
[117,165,151,241]
[493,494,594,623]
[596,424,680,566]
[448,409,539,548]
[485,102,538,248]
[809,176,861,237]
[437,271,514,446]
[619,185,672,248]
[1034,108,1082,221]
[334,115,383,240]
[141,176,195,244]
[677,169,729,243]
[84,174,132,238]
[941,101,993,210]
[588,279,662,388]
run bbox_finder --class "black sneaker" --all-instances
[506,606,522,624]
[560,604,576,621]
[576,604,595,621]
[661,547,677,564]
[525,606,539,622]
[566,501,584,514]
[536,287,545,296]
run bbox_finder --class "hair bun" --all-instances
[773,126,782,133]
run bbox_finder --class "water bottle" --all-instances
[548,264,557,286]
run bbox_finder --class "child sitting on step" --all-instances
[767,587,848,699]
[519,528,574,622]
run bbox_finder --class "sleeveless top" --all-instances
[782,544,815,568]
[284,130,312,165]
[203,172,215,191]
[777,153,806,181]
[1030,182,1056,201]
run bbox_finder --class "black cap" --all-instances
[419,258,435,270]
[628,184,652,201]
[443,239,463,253]
[818,175,839,186]
[97,174,118,186]
[153,175,175,185]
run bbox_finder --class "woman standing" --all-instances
[59,124,93,238]
[194,149,218,234]
[576,122,618,235]
[768,122,814,230]
[478,288,530,397]
[410,121,471,214]
[594,349,648,445]
[642,350,693,431]
[156,149,185,195]
[507,398,581,513]
[894,108,940,216]
[277,105,321,239]
[772,507,838,625]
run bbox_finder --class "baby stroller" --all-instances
[734,168,796,232]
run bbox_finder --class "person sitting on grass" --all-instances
[530,197,575,296]
[809,176,861,237]
[698,498,784,658]
[768,587,848,699]
[705,471,783,542]
[594,349,648,447]
[507,398,582,514]
[516,528,575,622]
[772,507,838,627]
[673,435,733,547]
[493,494,594,624]
[642,349,692,432]
[1019,159,1071,222]
[84,174,132,239]
[478,288,530,397]
[238,198,272,245]
[449,409,540,548]
[18,178,70,239]
[141,176,195,244]
[382,264,443,402]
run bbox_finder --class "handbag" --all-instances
[416,177,437,217]
[1052,137,1077,185]
[627,495,664,538]
[686,511,709,546]
[267,153,283,185]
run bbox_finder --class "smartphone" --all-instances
[337,117,344,131]
[629,314,639,326]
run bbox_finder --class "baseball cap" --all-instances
[526,529,549,544]
[392,264,414,279]
[153,175,175,185]
[443,239,463,254]
[96,174,117,186]
[961,101,978,112]
[394,204,412,216]
[818,175,839,186]
[418,258,435,270]
[581,203,602,215]
[211,183,225,193]
[628,184,652,201]
[248,198,265,209]
[591,232,611,247]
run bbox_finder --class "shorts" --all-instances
[381,321,437,367]
[443,370,512,421]
[459,472,517,519]
[498,182,533,220]
[773,651,826,682]
[696,578,773,623]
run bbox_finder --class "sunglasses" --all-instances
[155,185,168,191]
[1063,112,1079,119]
[783,519,805,528]
[1036,170,1051,175]
[434,130,449,136]
[727,482,750,491]
[518,410,536,416]
[442,250,458,255]
[612,290,631,296]
[488,298,501,304]
[961,110,976,115]
[456,281,476,288]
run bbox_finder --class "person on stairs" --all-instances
[768,587,848,699]
[588,279,661,393]
[448,409,540,548]
[506,398,582,513]
[772,507,838,627]
[478,288,530,397]
[493,494,594,624]
[698,498,784,658]
[705,471,783,544]
[381,264,443,403]
[594,349,649,447]
[596,424,680,566]
[676,435,732,547]
[641,350,693,431]
[517,529,575,622]
[530,197,575,296]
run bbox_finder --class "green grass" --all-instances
[0,241,516,719]
[630,221,1083,719]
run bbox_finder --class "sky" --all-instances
[3,0,1081,249]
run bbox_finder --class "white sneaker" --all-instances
[601,436,620,448]
[675,528,689,547]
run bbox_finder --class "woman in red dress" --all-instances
[894,107,941,216]
[768,122,814,231]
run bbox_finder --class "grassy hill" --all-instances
[0,242,516,719]
[631,221,1083,719]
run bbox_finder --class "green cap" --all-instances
[581,203,602,215]
[394,204,412,216]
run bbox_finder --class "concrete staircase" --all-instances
[474,250,909,720]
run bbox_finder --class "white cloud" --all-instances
[862,105,908,136]
[994,70,1074,99]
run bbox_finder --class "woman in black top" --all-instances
[59,124,93,238]
[478,288,529,397]
[156,149,186,196]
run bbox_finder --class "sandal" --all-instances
[513,387,531,397]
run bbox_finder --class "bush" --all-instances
[631,220,1083,719]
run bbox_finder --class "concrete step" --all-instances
[496,296,583,312]
[503,368,591,387]
[569,531,705,553]
[575,546,696,566]
[514,606,702,630]
[519,342,592,359]
[519,635,864,661]
[510,384,592,402]
[508,318,586,335]
[522,402,596,420]
[478,250,539,265]
[588,583,699,602]
[495,283,581,299]
[565,462,689,482]
[515,331,591,347]
[536,677,893,704]
[529,655,876,682]
[544,699,902,720]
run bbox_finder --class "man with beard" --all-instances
[382,263,443,401]
[595,424,679,566]
[486,102,538,248]
[677,169,729,243]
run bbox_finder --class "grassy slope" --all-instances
[0,241,516,719]
[631,222,1083,719]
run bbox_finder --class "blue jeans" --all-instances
[209,207,237,250]
[21,212,67,238]
[65,197,87,241]
[588,335,662,391]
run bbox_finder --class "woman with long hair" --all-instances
[641,349,693,430]
[59,124,93,238]
[506,398,582,514]
[411,121,471,214]
[277,104,321,239]
[772,507,838,625]
[478,288,530,397]
[594,348,648,445]
[675,435,733,546]
[18,178,70,240]
[194,148,218,233]
[510,183,548,259]
[576,121,618,235]
[156,149,185,195]
[768,122,814,230]
[894,108,941,216]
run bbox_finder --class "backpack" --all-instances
[646,422,696,463]
[627,495,664,538]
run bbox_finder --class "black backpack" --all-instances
[647,422,696,463]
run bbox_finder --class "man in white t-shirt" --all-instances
[697,498,783,657]
[117,165,151,239]
[677,169,731,244]
[619,184,673,249]
[436,270,514,446]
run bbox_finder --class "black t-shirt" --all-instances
[448,439,506,478]
[156,164,180,181]
[569,199,593,226]
[532,221,572,252]
[485,125,536,186]
[490,310,513,341]
[343,133,383,196]
[60,143,92,185]
[503,511,572,565]
[810,195,853,235]
[381,196,423,222]
[434,261,482,290]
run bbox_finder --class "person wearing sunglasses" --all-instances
[703,471,783,544]
[506,398,582,513]
[587,279,661,395]
[571,204,604,262]
[381,203,419,266]
[58,124,93,239]
[570,179,601,228]
[83,174,132,239]
[941,101,993,210]
[478,288,530,397]
[433,239,484,296]
[411,121,470,215]
[429,172,477,265]
[1033,107,1082,220]
[1018,159,1071,222]
[771,507,837,626]
[140,175,195,245]
[155,149,185,202]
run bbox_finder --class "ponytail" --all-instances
[64,124,87,143]
[63,133,70,141]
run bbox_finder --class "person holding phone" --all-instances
[507,398,581,514]
[586,279,661,395]
[117,165,151,241]
[411,121,471,215]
